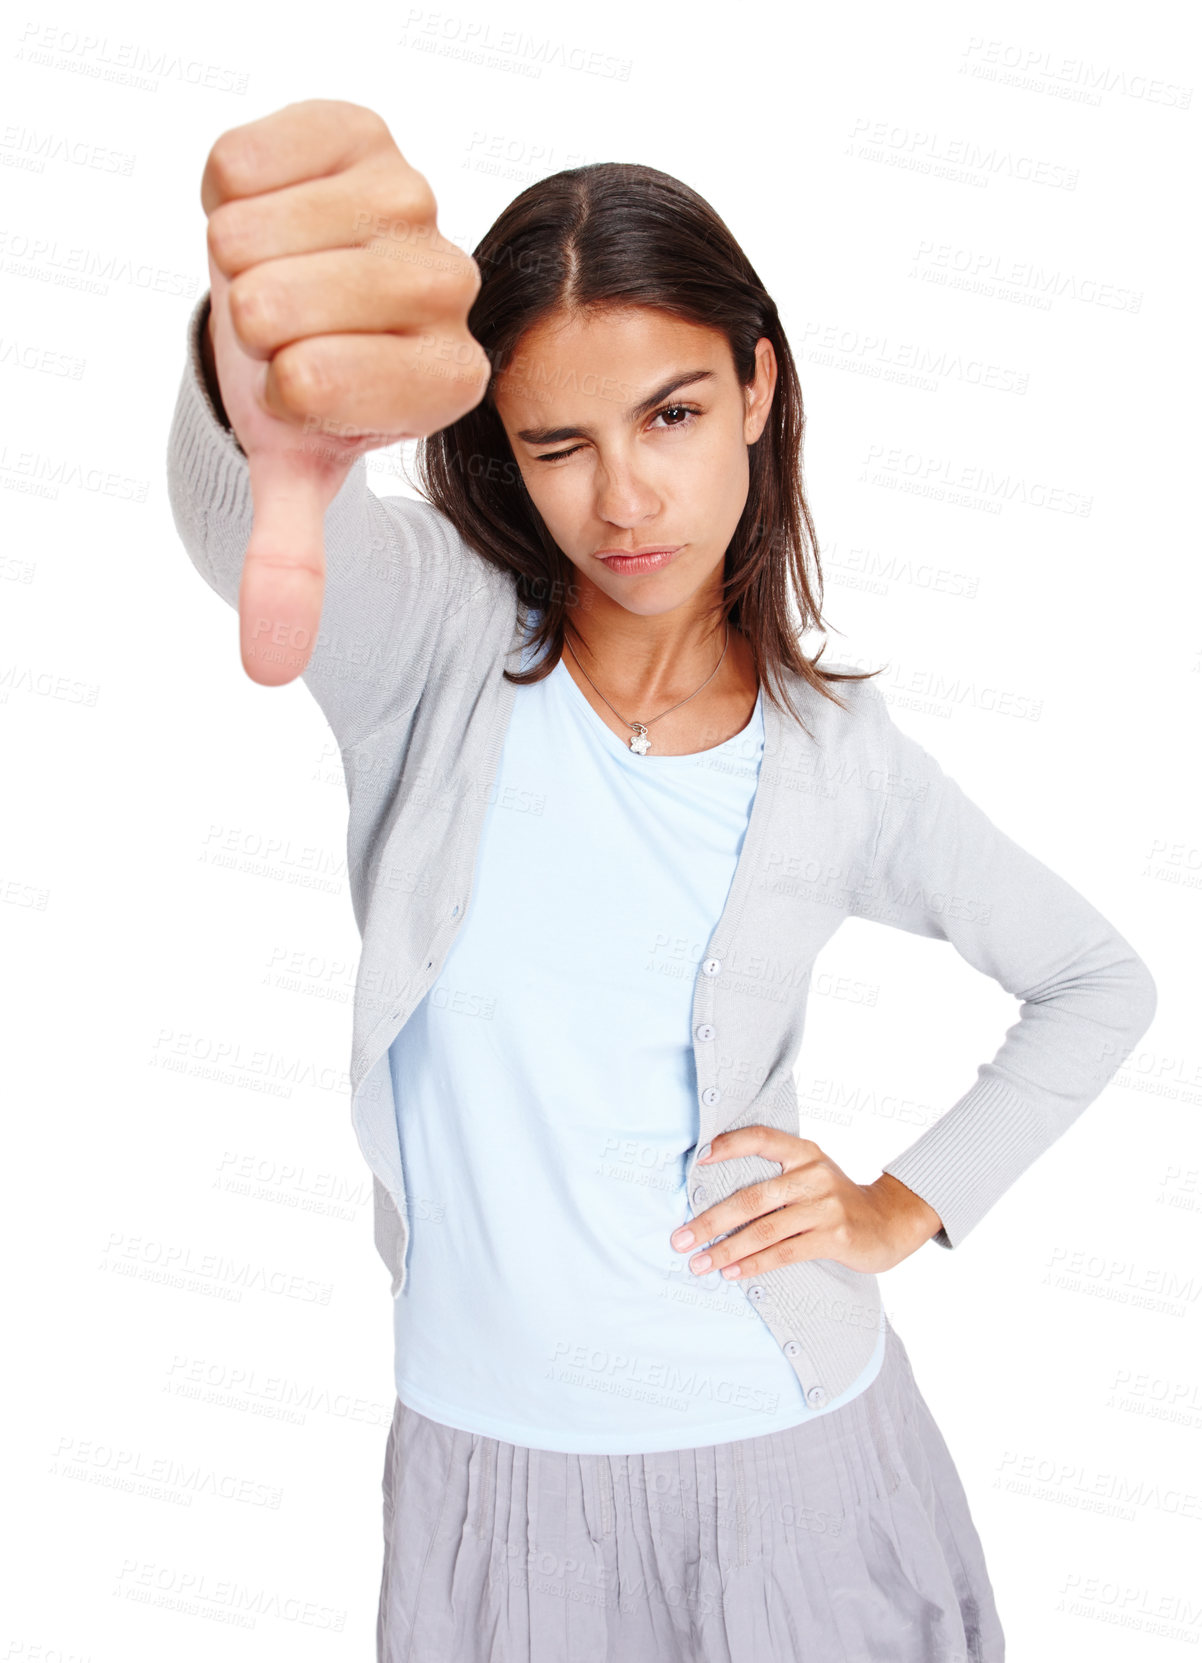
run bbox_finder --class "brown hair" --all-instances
[413,161,880,730]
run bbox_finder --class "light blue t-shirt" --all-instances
[388,624,885,1453]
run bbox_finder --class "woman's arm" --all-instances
[167,288,488,754]
[167,98,497,750]
[851,682,1158,1249]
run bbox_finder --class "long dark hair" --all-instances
[413,161,880,729]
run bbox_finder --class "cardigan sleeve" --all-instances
[850,682,1158,1249]
[165,289,492,753]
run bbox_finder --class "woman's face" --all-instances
[491,305,777,621]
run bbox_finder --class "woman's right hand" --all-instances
[201,98,491,686]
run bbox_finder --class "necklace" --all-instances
[562,624,730,755]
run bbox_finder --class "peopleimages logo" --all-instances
[959,36,1192,110]
[14,23,250,94]
[0,230,197,298]
[396,9,633,81]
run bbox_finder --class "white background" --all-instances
[1,0,1199,1657]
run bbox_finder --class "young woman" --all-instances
[171,100,1157,1662]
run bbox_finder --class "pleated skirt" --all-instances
[377,1317,1005,1662]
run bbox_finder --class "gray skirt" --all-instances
[377,1317,1005,1662]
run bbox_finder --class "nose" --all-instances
[593,449,660,528]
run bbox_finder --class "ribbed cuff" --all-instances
[171,290,255,534]
[881,1073,1042,1249]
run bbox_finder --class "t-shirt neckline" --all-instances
[551,654,763,765]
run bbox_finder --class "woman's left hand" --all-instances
[669,1126,944,1278]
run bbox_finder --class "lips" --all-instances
[595,546,682,574]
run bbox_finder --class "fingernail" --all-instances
[689,1253,712,1274]
[671,1229,695,1250]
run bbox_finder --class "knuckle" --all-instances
[369,172,437,239]
[442,336,493,405]
[465,336,492,384]
[271,341,330,417]
[454,250,483,306]
[401,166,438,225]
[344,100,389,138]
[226,272,280,349]
[205,130,259,203]
[206,201,251,274]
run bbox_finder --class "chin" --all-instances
[603,582,698,617]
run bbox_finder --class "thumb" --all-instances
[239,445,340,686]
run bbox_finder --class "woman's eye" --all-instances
[533,404,701,464]
[655,404,698,428]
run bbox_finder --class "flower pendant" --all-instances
[629,723,651,755]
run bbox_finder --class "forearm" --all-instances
[855,683,1158,1249]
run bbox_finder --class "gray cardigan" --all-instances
[167,292,1157,1408]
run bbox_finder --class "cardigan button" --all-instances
[450,902,461,917]
[701,957,722,976]
[691,1183,708,1207]
[747,1283,766,1302]
[783,1341,802,1358]
[701,1086,721,1108]
[806,1385,828,1409]
[695,1024,716,1042]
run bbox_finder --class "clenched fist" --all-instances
[200,98,491,685]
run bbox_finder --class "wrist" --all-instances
[867,1172,943,1258]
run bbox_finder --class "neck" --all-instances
[563,586,733,711]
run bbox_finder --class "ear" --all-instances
[744,337,778,445]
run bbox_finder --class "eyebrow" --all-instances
[513,369,717,446]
